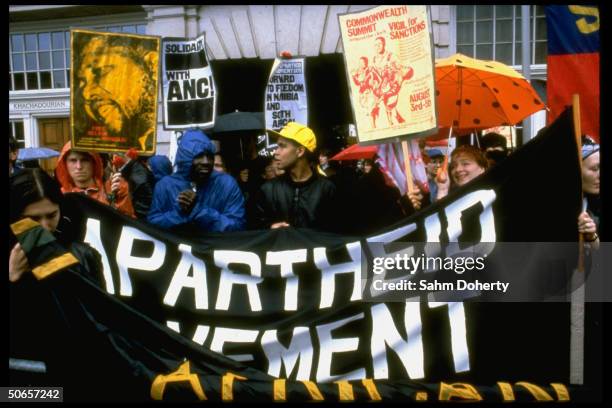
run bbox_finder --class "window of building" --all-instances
[456,5,547,66]
[9,23,147,91]
[9,121,25,148]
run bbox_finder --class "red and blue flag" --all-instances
[546,5,599,141]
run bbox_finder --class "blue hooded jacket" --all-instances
[148,155,173,184]
[147,129,245,233]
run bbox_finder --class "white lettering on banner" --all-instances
[366,223,417,298]
[116,226,167,297]
[365,189,498,288]
[214,250,263,312]
[83,218,115,294]
[163,302,460,381]
[315,241,362,309]
[210,327,259,362]
[164,244,209,310]
[166,320,180,333]
[370,302,424,379]
[427,301,470,373]
[266,249,308,311]
[444,190,497,243]
[316,312,366,382]
[262,327,313,380]
[424,212,442,243]
[423,213,442,271]
[192,325,211,346]
[82,189,492,381]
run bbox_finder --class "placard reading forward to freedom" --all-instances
[339,5,438,144]
[265,58,308,130]
[162,34,216,130]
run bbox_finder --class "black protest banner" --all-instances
[162,34,216,129]
[70,29,160,155]
[12,108,597,401]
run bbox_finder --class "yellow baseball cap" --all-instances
[267,122,317,152]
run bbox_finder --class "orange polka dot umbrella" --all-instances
[435,53,546,131]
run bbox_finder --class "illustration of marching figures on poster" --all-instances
[264,57,308,131]
[162,33,216,130]
[339,5,438,144]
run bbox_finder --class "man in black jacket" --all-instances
[250,122,337,231]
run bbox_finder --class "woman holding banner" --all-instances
[9,168,104,396]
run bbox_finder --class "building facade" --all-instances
[9,5,548,160]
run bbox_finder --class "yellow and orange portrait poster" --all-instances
[71,29,160,155]
[339,5,438,144]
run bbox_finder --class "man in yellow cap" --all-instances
[249,122,337,230]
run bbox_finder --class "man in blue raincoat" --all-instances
[147,129,245,233]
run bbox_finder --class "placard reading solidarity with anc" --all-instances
[162,33,216,130]
[339,5,438,144]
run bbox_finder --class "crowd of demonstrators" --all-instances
[55,141,136,218]
[248,122,337,231]
[147,129,245,234]
[8,121,595,240]
[578,135,600,249]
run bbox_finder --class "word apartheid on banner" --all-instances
[339,5,438,145]
[162,33,216,130]
[9,108,602,401]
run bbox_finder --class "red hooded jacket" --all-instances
[55,142,135,218]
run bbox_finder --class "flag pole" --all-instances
[570,93,585,386]
[401,140,415,194]
[573,94,585,273]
